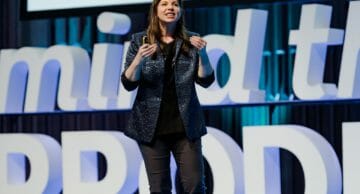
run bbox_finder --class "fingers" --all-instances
[143,47,156,57]
[138,44,157,58]
[190,36,207,50]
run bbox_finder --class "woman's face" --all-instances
[156,0,181,24]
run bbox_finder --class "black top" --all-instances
[155,40,185,136]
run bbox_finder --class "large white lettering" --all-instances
[342,122,360,194]
[0,46,91,113]
[0,3,360,112]
[0,127,243,193]
[338,1,360,98]
[202,127,244,193]
[0,134,62,194]
[196,9,267,105]
[289,4,344,100]
[1,124,359,193]
[88,12,135,110]
[243,125,342,194]
[62,131,141,194]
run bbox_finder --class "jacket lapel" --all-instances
[172,38,183,65]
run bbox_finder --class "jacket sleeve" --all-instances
[195,70,215,88]
[189,32,215,88]
[194,49,215,88]
[121,34,140,91]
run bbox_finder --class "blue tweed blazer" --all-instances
[121,31,214,143]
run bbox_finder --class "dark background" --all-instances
[1,0,357,193]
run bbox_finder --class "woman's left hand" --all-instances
[190,36,213,77]
[190,36,207,52]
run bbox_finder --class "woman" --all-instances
[121,0,214,193]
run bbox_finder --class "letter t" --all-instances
[289,4,343,100]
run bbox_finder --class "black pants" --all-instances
[138,134,206,194]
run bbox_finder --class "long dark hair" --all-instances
[146,0,190,53]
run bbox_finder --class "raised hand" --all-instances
[190,36,207,52]
[190,36,213,77]
[136,43,157,61]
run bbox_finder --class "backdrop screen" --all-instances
[21,0,330,19]
[25,0,311,12]
[26,0,154,12]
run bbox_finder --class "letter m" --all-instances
[0,46,91,113]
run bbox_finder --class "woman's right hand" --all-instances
[124,43,157,82]
[136,43,157,62]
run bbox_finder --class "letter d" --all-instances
[62,131,142,194]
[0,134,62,194]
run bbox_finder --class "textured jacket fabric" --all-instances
[121,31,214,143]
